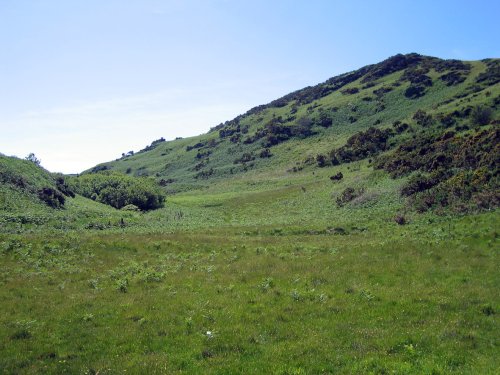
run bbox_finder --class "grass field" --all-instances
[1,175,498,374]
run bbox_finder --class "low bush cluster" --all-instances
[138,137,165,154]
[376,128,499,211]
[37,187,66,208]
[328,127,394,166]
[336,187,364,207]
[476,59,500,86]
[69,172,165,211]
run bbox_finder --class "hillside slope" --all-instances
[0,155,141,232]
[2,53,498,233]
[90,53,499,196]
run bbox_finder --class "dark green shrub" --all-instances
[259,148,272,158]
[330,172,343,181]
[405,85,427,99]
[186,141,206,151]
[476,59,500,85]
[195,168,215,179]
[55,176,75,198]
[10,329,32,340]
[69,172,165,211]
[25,153,41,166]
[159,178,175,186]
[401,173,441,196]
[438,113,456,127]
[317,111,333,128]
[394,215,406,225]
[341,87,359,95]
[393,121,409,133]
[412,109,433,126]
[440,71,467,86]
[293,116,316,138]
[471,105,493,126]
[329,127,394,165]
[234,153,255,164]
[38,187,65,208]
[361,53,423,83]
[316,154,327,168]
[138,137,165,153]
[373,86,393,98]
[378,128,499,212]
[230,134,241,143]
[196,150,211,159]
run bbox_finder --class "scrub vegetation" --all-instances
[0,53,498,374]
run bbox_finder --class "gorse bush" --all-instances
[470,105,493,126]
[376,128,499,211]
[324,127,394,166]
[38,187,65,208]
[69,172,165,211]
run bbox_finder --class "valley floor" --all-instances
[0,210,498,374]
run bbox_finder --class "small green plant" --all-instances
[290,289,302,301]
[116,278,128,293]
[82,313,94,322]
[88,279,99,289]
[259,277,275,292]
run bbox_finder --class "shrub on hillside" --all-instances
[316,154,327,168]
[69,172,165,211]
[404,84,427,99]
[234,153,255,164]
[392,121,409,133]
[476,59,500,86]
[412,110,433,127]
[401,172,444,197]
[341,87,359,95]
[330,172,343,181]
[38,187,65,208]
[336,187,364,207]
[329,127,394,165]
[0,156,75,208]
[317,111,333,128]
[440,71,467,86]
[471,105,493,126]
[259,148,272,158]
[293,116,316,138]
[55,176,75,198]
[376,128,499,212]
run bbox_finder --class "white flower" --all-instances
[206,331,213,338]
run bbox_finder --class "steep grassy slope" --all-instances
[92,54,499,195]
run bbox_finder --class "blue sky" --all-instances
[1,0,499,173]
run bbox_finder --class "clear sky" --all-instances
[1,0,499,173]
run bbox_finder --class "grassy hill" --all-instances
[0,155,144,232]
[0,54,498,374]
[91,54,498,192]
[68,53,498,234]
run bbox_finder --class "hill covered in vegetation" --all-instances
[90,53,499,214]
[0,54,498,374]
